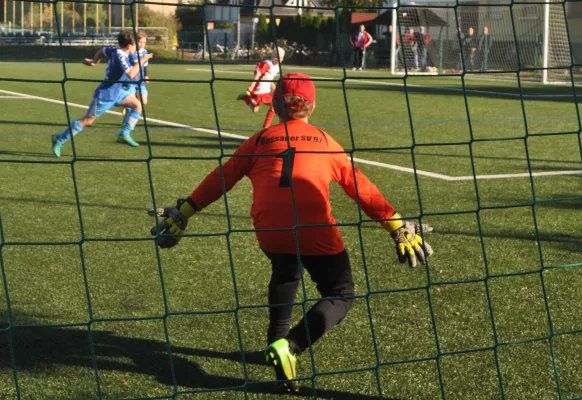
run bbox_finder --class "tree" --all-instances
[174,1,204,44]
[174,1,204,30]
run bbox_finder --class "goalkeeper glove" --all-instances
[148,198,197,249]
[383,213,434,268]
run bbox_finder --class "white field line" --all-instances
[2,88,581,181]
[186,67,575,99]
[0,95,32,99]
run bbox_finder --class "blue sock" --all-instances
[123,107,132,125]
[56,120,83,143]
[119,109,141,138]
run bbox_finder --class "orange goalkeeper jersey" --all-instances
[189,119,396,255]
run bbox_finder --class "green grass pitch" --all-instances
[0,61,581,399]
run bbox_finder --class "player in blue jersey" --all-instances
[122,30,150,120]
[51,30,153,157]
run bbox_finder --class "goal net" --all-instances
[390,0,582,84]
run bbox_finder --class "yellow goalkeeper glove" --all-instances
[148,198,197,249]
[383,213,434,268]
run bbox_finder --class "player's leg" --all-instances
[121,85,136,117]
[123,85,148,127]
[117,94,142,147]
[284,250,355,355]
[238,91,260,112]
[51,98,100,157]
[237,90,251,101]
[250,94,260,113]
[137,83,148,106]
[263,106,276,128]
[263,251,301,393]
[262,95,275,127]
[266,250,355,393]
[264,251,301,345]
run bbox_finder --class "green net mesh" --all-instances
[0,0,581,398]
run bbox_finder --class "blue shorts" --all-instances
[127,84,148,98]
[88,87,132,117]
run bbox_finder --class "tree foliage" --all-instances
[256,12,337,49]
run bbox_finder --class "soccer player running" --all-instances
[237,46,285,128]
[122,30,150,119]
[51,30,153,157]
[149,73,433,393]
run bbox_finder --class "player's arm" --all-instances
[148,136,257,248]
[82,47,106,66]
[124,52,153,79]
[188,137,255,211]
[364,33,373,49]
[126,60,142,79]
[144,66,149,83]
[328,135,433,267]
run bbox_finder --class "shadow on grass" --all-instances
[0,196,252,222]
[0,324,391,399]
[145,134,246,150]
[186,135,246,144]
[0,120,65,127]
[436,225,582,254]
[535,198,582,210]
[147,141,240,150]
[0,150,55,158]
[368,149,582,167]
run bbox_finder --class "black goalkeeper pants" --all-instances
[263,249,355,355]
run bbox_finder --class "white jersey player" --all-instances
[237,46,286,128]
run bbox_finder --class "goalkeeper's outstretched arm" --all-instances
[149,136,256,248]
[328,135,433,267]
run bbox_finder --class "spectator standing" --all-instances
[456,27,464,71]
[462,27,478,70]
[383,25,393,54]
[392,26,402,70]
[479,26,493,71]
[415,26,432,70]
[352,24,373,71]
[403,27,418,71]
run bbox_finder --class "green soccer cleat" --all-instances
[236,90,251,101]
[265,338,298,393]
[117,135,140,147]
[52,135,63,158]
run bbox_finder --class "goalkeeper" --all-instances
[237,46,285,128]
[149,73,433,393]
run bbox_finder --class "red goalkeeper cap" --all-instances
[273,73,316,104]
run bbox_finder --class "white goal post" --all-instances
[387,0,581,84]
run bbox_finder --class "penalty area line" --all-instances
[1,88,581,181]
